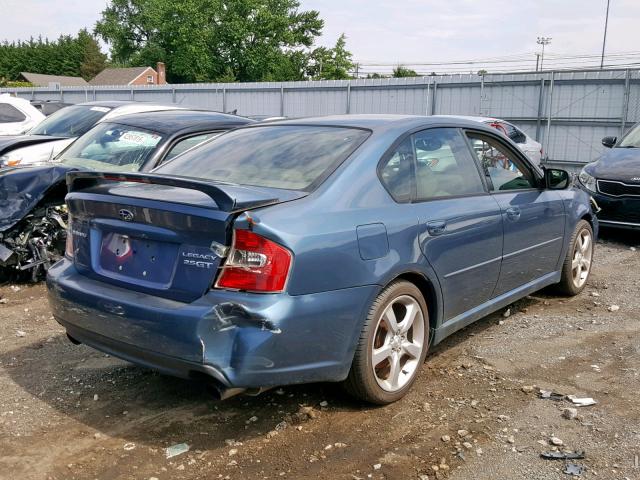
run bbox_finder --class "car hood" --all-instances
[0,134,66,156]
[0,164,77,232]
[586,148,640,182]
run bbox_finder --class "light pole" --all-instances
[537,37,552,71]
[601,0,611,69]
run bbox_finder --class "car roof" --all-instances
[105,109,255,135]
[246,114,504,135]
[438,115,499,123]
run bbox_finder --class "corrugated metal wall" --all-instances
[4,69,640,164]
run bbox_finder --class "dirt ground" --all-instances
[0,229,639,480]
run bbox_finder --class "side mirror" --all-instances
[545,168,570,190]
[601,136,617,148]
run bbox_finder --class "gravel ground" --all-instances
[0,229,638,480]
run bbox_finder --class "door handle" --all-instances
[505,207,521,221]
[426,220,447,236]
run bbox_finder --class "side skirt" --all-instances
[432,271,561,344]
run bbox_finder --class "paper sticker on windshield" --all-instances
[90,106,111,113]
[119,131,162,147]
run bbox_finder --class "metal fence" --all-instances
[4,68,640,166]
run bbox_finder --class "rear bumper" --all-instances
[47,259,377,388]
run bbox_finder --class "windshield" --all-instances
[59,122,163,172]
[155,125,370,191]
[619,124,640,148]
[30,105,112,137]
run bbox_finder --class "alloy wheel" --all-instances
[571,229,593,289]
[371,295,425,392]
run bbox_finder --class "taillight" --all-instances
[215,229,292,293]
[65,216,74,258]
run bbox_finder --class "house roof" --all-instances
[90,66,154,86]
[20,72,88,87]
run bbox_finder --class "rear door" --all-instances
[465,131,566,296]
[380,128,503,321]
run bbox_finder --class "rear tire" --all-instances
[343,280,429,404]
[555,220,594,296]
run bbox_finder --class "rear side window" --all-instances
[413,128,485,200]
[163,132,222,163]
[0,104,26,123]
[156,125,370,191]
[379,128,485,202]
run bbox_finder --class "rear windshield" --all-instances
[155,125,370,191]
[30,105,111,137]
[59,122,163,172]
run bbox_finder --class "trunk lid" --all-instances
[65,172,304,303]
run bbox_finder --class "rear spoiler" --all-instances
[66,171,279,213]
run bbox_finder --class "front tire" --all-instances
[343,280,429,404]
[555,220,594,296]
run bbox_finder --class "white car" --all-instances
[442,115,543,165]
[0,101,183,168]
[0,94,46,135]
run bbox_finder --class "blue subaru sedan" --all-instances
[47,115,597,404]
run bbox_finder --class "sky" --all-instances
[1,0,639,74]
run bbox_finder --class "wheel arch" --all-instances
[388,271,441,335]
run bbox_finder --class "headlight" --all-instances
[578,168,597,193]
[0,154,23,167]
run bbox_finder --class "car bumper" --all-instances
[47,259,377,389]
[588,190,640,229]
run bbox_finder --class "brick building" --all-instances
[90,63,167,86]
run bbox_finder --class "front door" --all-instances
[465,131,566,296]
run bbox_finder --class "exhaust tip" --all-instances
[190,371,246,400]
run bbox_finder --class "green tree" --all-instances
[307,33,354,80]
[78,30,107,80]
[0,30,105,81]
[95,0,326,83]
[392,65,419,78]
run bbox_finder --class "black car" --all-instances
[0,109,253,280]
[578,124,640,229]
[30,100,72,116]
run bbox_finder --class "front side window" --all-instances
[413,128,485,200]
[0,104,27,123]
[30,105,111,137]
[156,125,370,191]
[466,133,536,191]
[59,122,163,172]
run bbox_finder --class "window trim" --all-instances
[462,128,544,194]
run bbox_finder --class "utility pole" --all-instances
[535,53,540,72]
[537,37,552,71]
[601,0,611,69]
